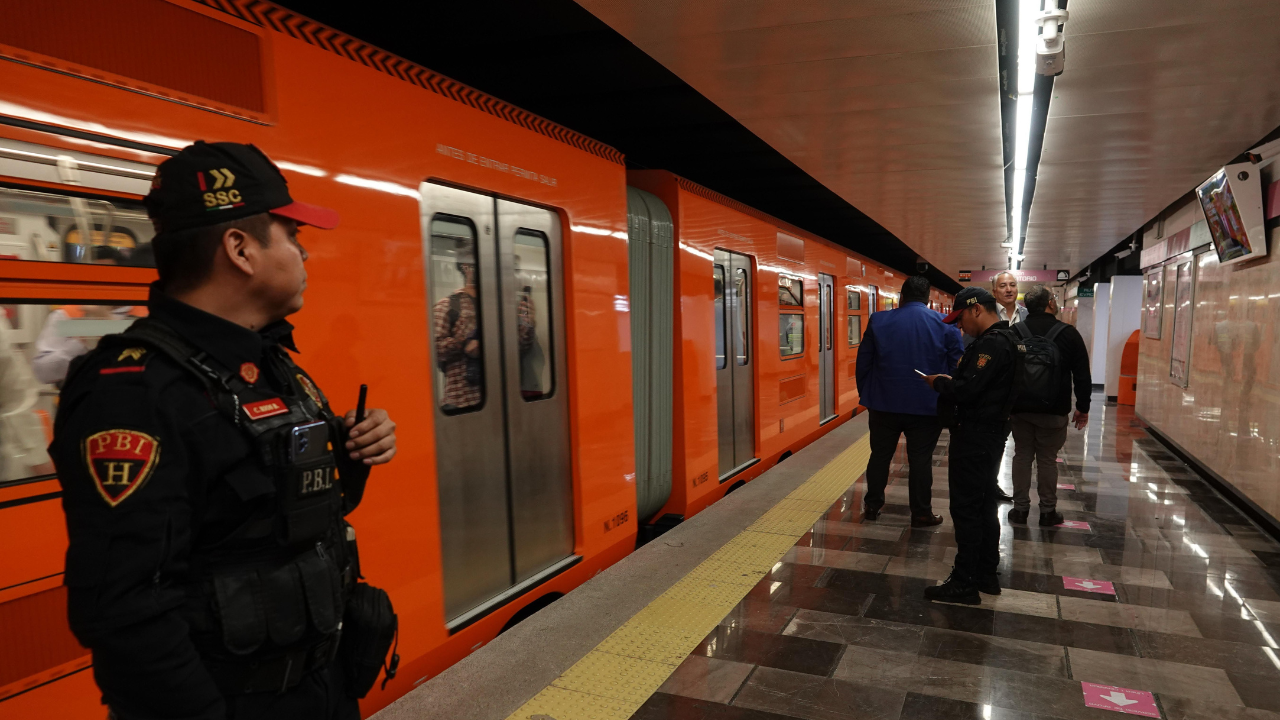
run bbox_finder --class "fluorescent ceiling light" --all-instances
[1008,0,1039,249]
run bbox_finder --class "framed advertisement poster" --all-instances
[1169,259,1195,387]
[1143,269,1163,339]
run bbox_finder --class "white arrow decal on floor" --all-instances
[1079,581,1102,589]
[1102,691,1138,706]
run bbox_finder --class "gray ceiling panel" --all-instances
[576,0,1005,277]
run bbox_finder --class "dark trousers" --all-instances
[228,662,360,720]
[865,409,943,516]
[947,424,1006,582]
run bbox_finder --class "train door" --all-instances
[422,183,574,629]
[713,249,755,479]
[818,273,836,423]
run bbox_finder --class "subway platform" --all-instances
[379,395,1280,720]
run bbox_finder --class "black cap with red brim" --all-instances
[144,141,338,234]
[271,200,339,230]
[943,286,996,323]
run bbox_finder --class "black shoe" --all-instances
[1038,510,1065,526]
[911,513,944,528]
[1007,507,1029,524]
[976,575,1002,595]
[863,506,880,521]
[994,486,1014,502]
[923,573,981,605]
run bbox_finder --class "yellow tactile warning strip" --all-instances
[507,432,873,720]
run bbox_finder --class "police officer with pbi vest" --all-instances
[52,142,399,719]
[921,286,1020,605]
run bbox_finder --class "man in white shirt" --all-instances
[33,305,139,386]
[979,270,1025,503]
[992,271,1028,325]
[32,246,138,386]
[0,315,55,479]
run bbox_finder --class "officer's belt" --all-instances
[204,636,338,695]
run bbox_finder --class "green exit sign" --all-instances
[1077,287,1094,297]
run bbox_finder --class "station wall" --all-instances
[1136,142,1280,525]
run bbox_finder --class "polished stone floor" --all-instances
[632,396,1280,720]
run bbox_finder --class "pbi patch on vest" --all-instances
[977,353,992,369]
[83,429,161,507]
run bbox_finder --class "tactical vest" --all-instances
[111,318,361,694]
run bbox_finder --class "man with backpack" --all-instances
[1007,285,1091,526]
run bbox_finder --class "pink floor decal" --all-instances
[1081,682,1160,717]
[1062,576,1116,594]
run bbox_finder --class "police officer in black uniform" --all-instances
[51,141,398,720]
[921,286,1018,605]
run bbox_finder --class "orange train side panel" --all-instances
[629,170,934,522]
[0,1,635,715]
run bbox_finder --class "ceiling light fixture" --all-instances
[1003,0,1068,270]
[1007,0,1038,259]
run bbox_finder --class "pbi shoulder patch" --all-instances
[83,430,161,507]
[977,353,992,369]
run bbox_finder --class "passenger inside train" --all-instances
[0,2,1278,720]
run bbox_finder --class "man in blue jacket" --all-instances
[856,276,963,526]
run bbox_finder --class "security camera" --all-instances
[916,260,929,273]
[1035,7,1069,76]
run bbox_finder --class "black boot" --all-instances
[923,572,981,605]
[1007,507,1029,524]
[863,505,880,521]
[1039,509,1065,527]
[911,512,944,528]
[976,575,1002,595]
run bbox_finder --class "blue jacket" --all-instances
[856,301,963,416]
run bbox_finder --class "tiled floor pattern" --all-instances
[634,397,1280,720]
[505,432,877,720]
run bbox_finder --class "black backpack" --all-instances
[1010,322,1067,414]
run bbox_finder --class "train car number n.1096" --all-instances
[603,510,629,533]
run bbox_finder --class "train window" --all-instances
[513,229,554,401]
[847,315,861,346]
[847,288,860,311]
[429,215,485,414]
[734,268,749,366]
[713,265,726,369]
[779,313,804,358]
[778,275,803,307]
[0,187,156,266]
[0,302,145,482]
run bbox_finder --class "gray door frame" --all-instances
[714,248,755,479]
[818,273,837,423]
[421,183,574,629]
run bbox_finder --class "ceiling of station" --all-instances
[1024,0,1280,272]
[276,0,966,291]
[574,0,1008,278]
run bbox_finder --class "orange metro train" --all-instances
[0,0,952,716]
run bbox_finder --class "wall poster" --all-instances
[1143,269,1164,339]
[1169,258,1196,387]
